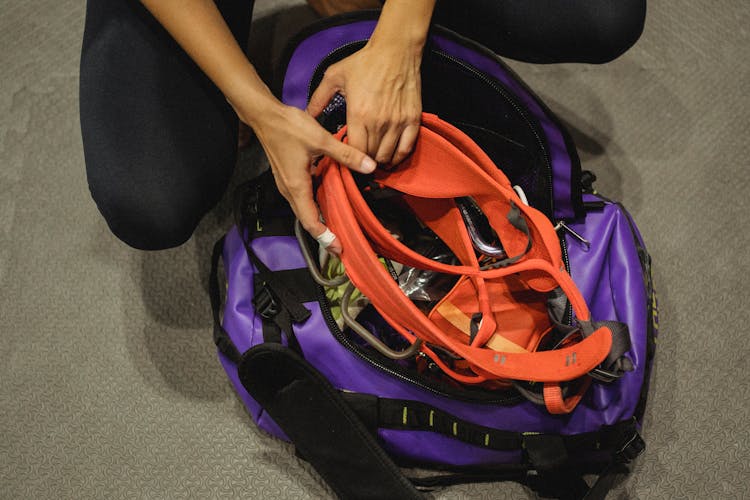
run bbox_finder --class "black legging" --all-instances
[79,0,646,250]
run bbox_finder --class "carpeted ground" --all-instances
[1,1,748,498]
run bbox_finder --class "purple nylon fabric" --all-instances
[222,228,262,356]
[281,20,576,219]
[218,196,650,464]
[222,228,305,355]
[620,204,658,339]
[220,227,295,440]
[282,21,373,111]
[565,196,651,415]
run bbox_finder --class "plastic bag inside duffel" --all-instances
[208,13,657,499]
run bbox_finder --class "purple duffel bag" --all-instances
[208,13,657,499]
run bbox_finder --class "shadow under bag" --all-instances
[209,12,657,500]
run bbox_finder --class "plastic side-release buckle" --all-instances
[253,284,280,319]
[615,430,646,464]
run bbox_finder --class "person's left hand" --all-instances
[306,38,423,167]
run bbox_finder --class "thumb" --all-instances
[322,134,377,174]
[307,73,341,118]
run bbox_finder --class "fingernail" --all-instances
[360,157,377,173]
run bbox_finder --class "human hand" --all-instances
[138,0,384,253]
[306,38,423,167]
[241,102,376,255]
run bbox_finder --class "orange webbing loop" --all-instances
[315,113,610,396]
[543,378,592,415]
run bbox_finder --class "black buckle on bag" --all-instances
[253,284,280,319]
[615,430,646,463]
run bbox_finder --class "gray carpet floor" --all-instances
[1,1,748,498]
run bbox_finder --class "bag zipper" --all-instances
[557,234,574,325]
[433,50,577,326]
[432,50,554,219]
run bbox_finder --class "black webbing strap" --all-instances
[252,268,319,305]
[343,394,522,451]
[253,269,319,346]
[238,344,424,500]
[209,236,242,364]
[235,342,642,499]
[404,441,635,500]
[342,394,642,459]
[248,217,296,237]
[209,234,318,360]
[234,171,296,238]
[583,320,635,383]
[243,236,311,323]
[406,467,609,499]
[407,469,527,489]
[582,463,630,500]
[239,234,312,354]
[406,465,625,499]
[234,173,310,349]
[593,320,633,368]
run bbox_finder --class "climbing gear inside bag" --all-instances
[306,113,633,414]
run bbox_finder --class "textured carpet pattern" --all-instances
[1,1,748,498]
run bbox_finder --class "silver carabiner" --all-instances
[295,220,423,360]
[456,198,507,258]
[341,283,423,360]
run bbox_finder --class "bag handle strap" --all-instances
[238,345,632,500]
[238,344,424,500]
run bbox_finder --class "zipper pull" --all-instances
[555,221,591,249]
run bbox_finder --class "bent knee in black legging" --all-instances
[88,166,231,251]
[80,0,248,250]
[433,0,646,64]
[582,0,647,63]
[89,178,201,251]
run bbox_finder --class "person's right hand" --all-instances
[239,102,377,255]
